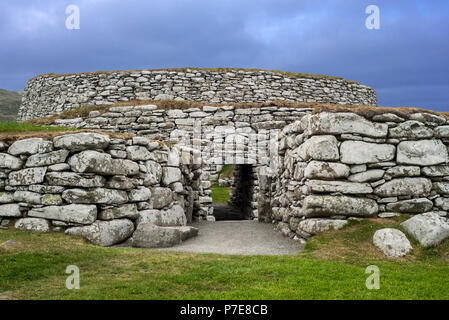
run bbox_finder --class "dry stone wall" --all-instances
[0,132,203,247]
[272,111,449,241]
[18,69,377,120]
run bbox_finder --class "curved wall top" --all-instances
[18,68,377,120]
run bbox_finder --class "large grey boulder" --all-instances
[0,153,23,169]
[297,135,340,161]
[305,112,388,138]
[25,150,69,167]
[401,212,449,248]
[389,121,434,139]
[46,172,106,187]
[98,203,139,220]
[151,187,173,209]
[15,218,50,233]
[304,161,349,180]
[9,167,47,185]
[307,180,373,194]
[65,219,134,246]
[373,228,412,258]
[374,178,432,197]
[8,138,53,156]
[130,223,182,248]
[0,203,21,217]
[62,188,128,204]
[53,132,110,151]
[137,205,187,227]
[385,198,433,214]
[302,195,378,217]
[298,219,348,235]
[340,141,395,164]
[69,151,139,176]
[397,140,448,166]
[28,204,97,224]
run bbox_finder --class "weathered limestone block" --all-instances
[302,195,378,217]
[13,191,42,204]
[162,167,182,186]
[297,135,339,161]
[434,126,449,138]
[434,197,449,211]
[46,172,106,187]
[385,166,421,178]
[305,112,388,138]
[69,151,139,175]
[0,192,14,203]
[348,169,385,183]
[25,150,69,167]
[401,212,449,248]
[130,223,182,248]
[8,138,53,155]
[98,203,139,220]
[14,218,50,233]
[143,160,163,185]
[9,167,47,186]
[340,141,395,164]
[397,140,448,166]
[0,153,23,170]
[151,187,174,209]
[126,146,153,161]
[307,180,373,194]
[62,188,128,204]
[385,198,433,214]
[137,205,186,227]
[128,187,152,202]
[298,219,348,235]
[433,182,449,195]
[41,194,63,205]
[105,176,139,190]
[422,165,449,177]
[409,113,446,125]
[53,133,110,151]
[28,204,97,224]
[0,203,21,217]
[374,178,432,197]
[373,228,412,258]
[65,219,134,246]
[304,161,350,180]
[389,121,434,139]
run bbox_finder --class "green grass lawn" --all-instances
[0,121,73,133]
[1,216,448,300]
[211,185,230,203]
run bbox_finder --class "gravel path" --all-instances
[160,220,304,256]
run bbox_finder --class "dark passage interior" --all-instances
[213,164,256,221]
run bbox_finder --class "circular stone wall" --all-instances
[18,68,377,120]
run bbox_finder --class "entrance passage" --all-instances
[212,164,258,221]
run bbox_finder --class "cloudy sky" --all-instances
[1,0,448,111]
